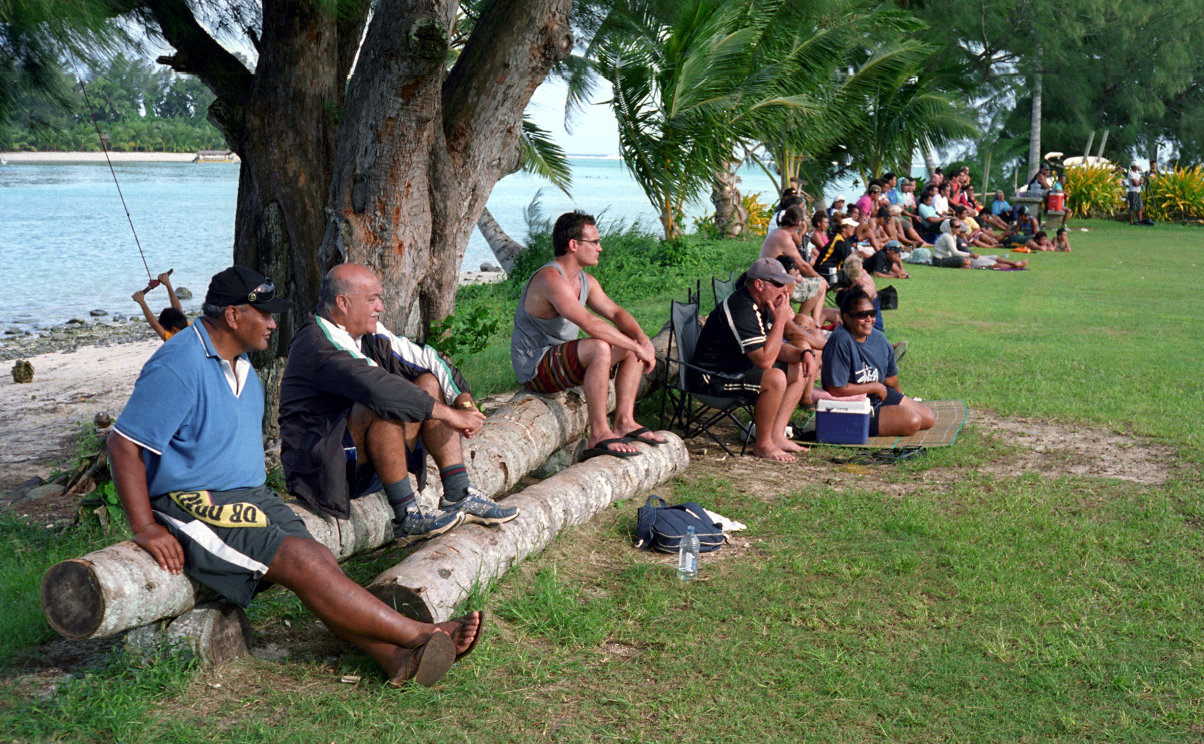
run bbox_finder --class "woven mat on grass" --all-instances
[801,399,968,449]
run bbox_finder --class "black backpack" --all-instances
[634,495,725,553]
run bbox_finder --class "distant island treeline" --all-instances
[1,54,225,153]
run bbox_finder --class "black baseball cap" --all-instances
[205,266,290,313]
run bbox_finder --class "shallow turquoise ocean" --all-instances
[0,157,785,329]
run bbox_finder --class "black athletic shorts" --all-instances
[688,362,789,400]
[869,387,906,436]
[151,485,311,607]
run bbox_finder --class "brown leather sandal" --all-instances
[387,631,455,688]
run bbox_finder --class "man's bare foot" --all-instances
[615,424,666,445]
[587,432,638,454]
[776,438,808,454]
[436,610,483,659]
[753,445,796,462]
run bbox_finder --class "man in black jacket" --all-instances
[279,263,516,545]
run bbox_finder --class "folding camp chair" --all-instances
[711,271,738,310]
[822,266,851,308]
[659,299,755,457]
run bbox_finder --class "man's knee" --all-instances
[578,338,615,368]
[759,366,786,392]
[919,404,935,428]
[412,372,443,400]
[347,402,383,449]
[350,402,417,455]
[896,408,923,436]
[267,535,338,584]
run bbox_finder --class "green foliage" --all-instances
[651,235,704,268]
[426,301,505,365]
[691,211,724,240]
[0,511,127,665]
[1145,165,1204,222]
[73,419,104,463]
[0,51,226,152]
[0,0,126,123]
[265,465,287,493]
[0,646,197,741]
[1063,164,1124,219]
[594,0,752,238]
[519,119,571,194]
[496,563,613,646]
[692,192,769,241]
[841,41,979,184]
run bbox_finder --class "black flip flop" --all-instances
[620,426,665,446]
[581,437,639,460]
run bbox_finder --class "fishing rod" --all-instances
[78,78,157,290]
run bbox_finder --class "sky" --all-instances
[525,77,620,158]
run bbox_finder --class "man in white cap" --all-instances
[689,257,814,462]
[1128,162,1153,225]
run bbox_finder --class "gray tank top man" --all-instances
[510,261,591,383]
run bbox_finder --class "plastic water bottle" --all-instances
[677,526,700,582]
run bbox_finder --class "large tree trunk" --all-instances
[319,0,571,339]
[150,0,567,398]
[150,0,370,430]
[154,0,368,350]
[922,145,937,178]
[711,162,748,238]
[476,206,525,273]
[1027,55,1043,181]
[369,434,689,622]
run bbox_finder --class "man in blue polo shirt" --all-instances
[109,266,480,687]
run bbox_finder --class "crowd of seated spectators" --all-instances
[680,166,1079,456]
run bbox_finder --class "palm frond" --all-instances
[520,118,573,194]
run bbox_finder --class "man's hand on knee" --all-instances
[433,403,485,438]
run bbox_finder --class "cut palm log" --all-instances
[369,432,688,622]
[41,387,606,640]
[124,601,251,667]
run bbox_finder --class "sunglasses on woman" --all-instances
[847,309,876,319]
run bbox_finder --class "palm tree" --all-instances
[741,1,924,213]
[592,0,759,239]
[840,43,978,184]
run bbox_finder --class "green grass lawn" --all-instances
[1,219,1202,742]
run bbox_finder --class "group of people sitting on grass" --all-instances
[116,197,1028,688]
[770,170,1071,278]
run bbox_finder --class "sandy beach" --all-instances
[1,339,160,490]
[2,151,216,163]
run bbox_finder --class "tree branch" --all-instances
[441,0,573,159]
[336,0,372,85]
[145,0,252,112]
